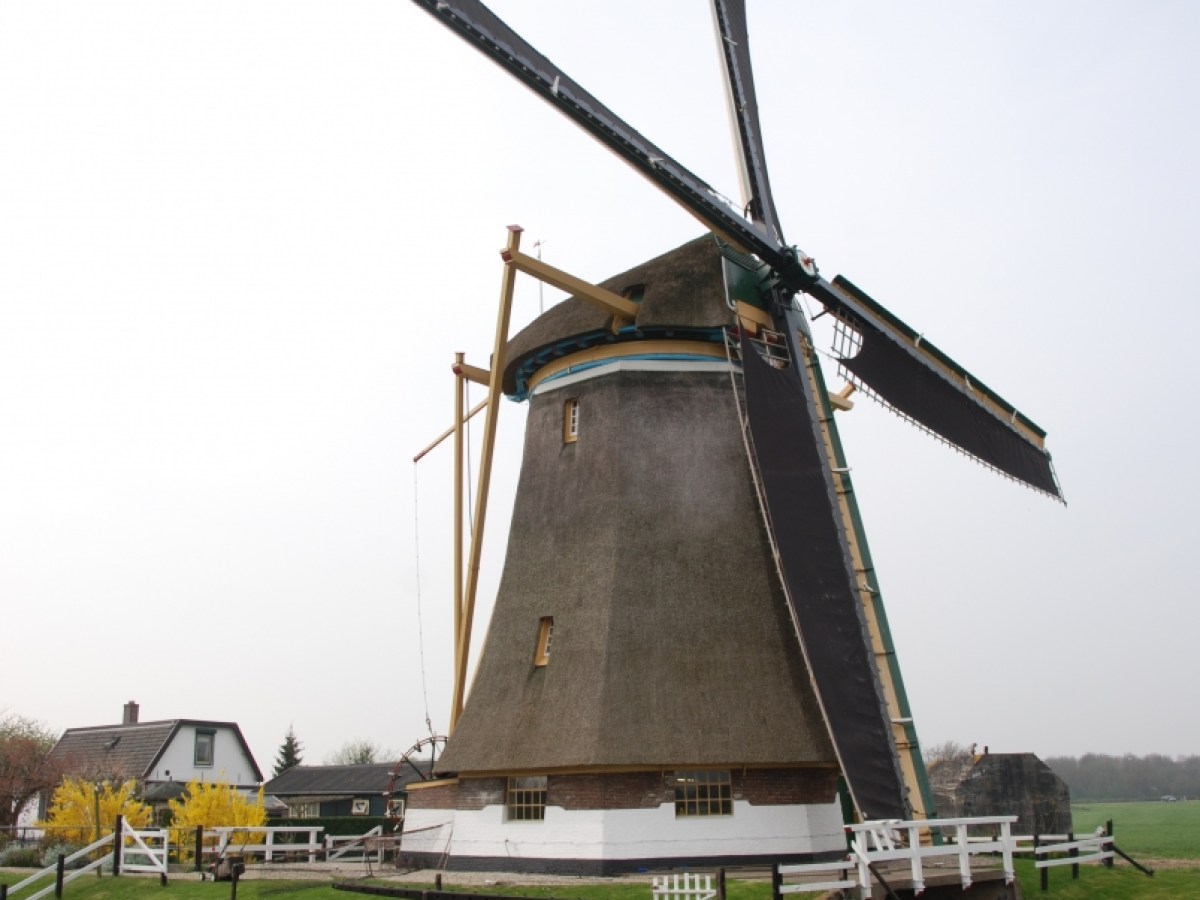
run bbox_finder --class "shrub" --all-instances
[0,843,42,867]
[39,842,88,869]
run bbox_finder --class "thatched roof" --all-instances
[502,235,733,395]
[438,366,835,774]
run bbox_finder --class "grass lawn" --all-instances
[1073,799,1200,861]
[4,803,1198,900]
[2,866,1196,900]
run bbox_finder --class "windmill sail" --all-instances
[411,0,1062,501]
[710,0,784,242]
[741,323,908,821]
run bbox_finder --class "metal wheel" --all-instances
[385,734,448,826]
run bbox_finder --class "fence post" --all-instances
[1035,835,1047,892]
[771,862,782,900]
[55,853,65,899]
[717,867,726,900]
[194,825,204,872]
[1069,831,1078,880]
[3,881,9,899]
[113,815,124,876]
[1104,819,1114,869]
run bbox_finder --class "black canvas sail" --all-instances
[741,325,908,821]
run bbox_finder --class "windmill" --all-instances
[402,0,1061,874]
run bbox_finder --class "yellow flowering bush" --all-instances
[168,779,267,859]
[39,777,152,845]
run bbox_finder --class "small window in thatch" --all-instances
[563,399,579,443]
[506,775,547,821]
[673,770,732,817]
[534,616,554,667]
[621,283,646,302]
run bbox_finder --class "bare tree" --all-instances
[923,740,972,767]
[323,739,395,766]
[0,714,62,831]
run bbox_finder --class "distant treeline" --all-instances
[1045,754,1200,801]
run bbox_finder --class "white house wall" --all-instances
[403,799,845,864]
[149,725,258,786]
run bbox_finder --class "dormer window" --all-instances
[195,729,215,767]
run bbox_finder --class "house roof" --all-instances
[48,719,264,784]
[264,761,433,797]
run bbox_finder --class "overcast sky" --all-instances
[3,1,1198,773]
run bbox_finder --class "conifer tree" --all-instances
[273,726,303,776]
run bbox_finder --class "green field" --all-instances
[4,802,1198,899]
[1073,800,1200,861]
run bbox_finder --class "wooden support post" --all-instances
[1069,831,1079,879]
[1036,834,1047,892]
[453,352,465,703]
[195,825,204,872]
[771,863,782,900]
[1104,819,1114,868]
[450,226,521,730]
[55,853,65,899]
[717,867,726,900]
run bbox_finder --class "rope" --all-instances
[411,464,433,736]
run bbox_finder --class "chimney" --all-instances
[122,701,139,725]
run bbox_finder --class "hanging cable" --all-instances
[411,463,434,737]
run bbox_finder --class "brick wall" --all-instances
[442,767,839,812]
[406,780,458,810]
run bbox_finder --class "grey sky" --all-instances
[2,1,1197,770]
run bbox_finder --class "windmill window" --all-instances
[563,399,579,443]
[534,616,554,667]
[673,769,732,817]
[506,775,547,821]
[194,729,215,767]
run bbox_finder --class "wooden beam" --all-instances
[412,397,488,463]
[450,226,522,732]
[501,246,639,323]
[451,361,491,387]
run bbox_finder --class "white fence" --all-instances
[3,824,168,900]
[204,825,324,863]
[651,872,717,900]
[773,815,1019,897]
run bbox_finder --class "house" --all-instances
[46,701,264,821]
[264,760,432,819]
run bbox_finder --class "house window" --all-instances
[290,802,319,819]
[534,616,554,667]
[673,770,732,817]
[194,729,215,767]
[351,798,370,816]
[563,399,579,443]
[506,776,547,821]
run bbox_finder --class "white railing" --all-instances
[773,815,1020,897]
[847,816,1017,894]
[205,825,324,863]
[1032,832,1114,869]
[776,859,857,895]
